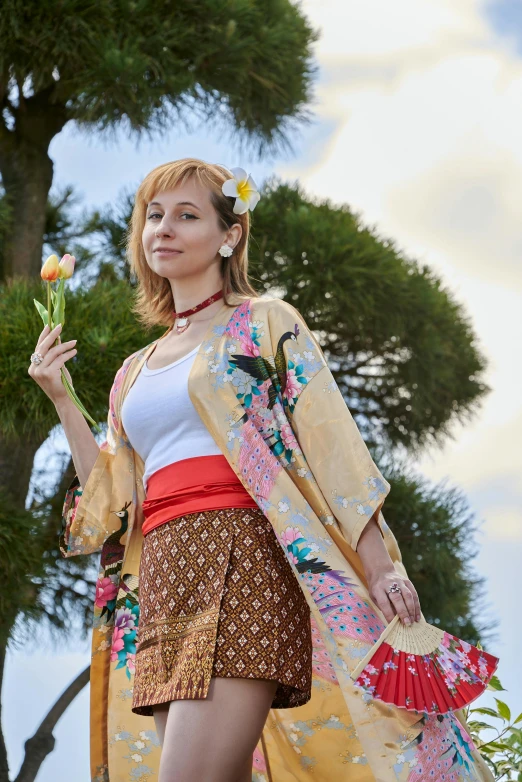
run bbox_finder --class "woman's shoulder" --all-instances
[248,295,307,325]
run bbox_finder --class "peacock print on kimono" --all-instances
[227,323,301,411]
[281,525,386,647]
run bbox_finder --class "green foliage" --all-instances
[248,178,491,454]
[465,676,522,781]
[0,0,319,157]
[0,476,96,649]
[0,275,165,443]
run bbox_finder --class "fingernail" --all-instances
[404,617,411,625]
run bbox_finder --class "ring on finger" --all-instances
[30,351,44,365]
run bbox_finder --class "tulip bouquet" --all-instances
[35,253,102,434]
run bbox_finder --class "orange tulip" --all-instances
[41,254,60,281]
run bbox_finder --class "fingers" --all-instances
[387,587,416,625]
[374,589,396,624]
[30,332,77,372]
[53,346,78,371]
[37,322,62,347]
[405,579,422,622]
[374,585,418,626]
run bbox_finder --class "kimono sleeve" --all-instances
[267,299,391,552]
[58,362,125,558]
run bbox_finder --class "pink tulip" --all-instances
[40,254,60,282]
[59,253,76,279]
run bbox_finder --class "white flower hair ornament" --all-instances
[221,167,261,215]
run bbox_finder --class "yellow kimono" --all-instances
[60,294,494,782]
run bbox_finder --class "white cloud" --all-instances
[278,0,522,553]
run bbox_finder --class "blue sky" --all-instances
[484,0,522,51]
[5,1,522,779]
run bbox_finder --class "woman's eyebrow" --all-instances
[147,200,201,209]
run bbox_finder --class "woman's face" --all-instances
[142,178,241,282]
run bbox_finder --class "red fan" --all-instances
[349,614,499,715]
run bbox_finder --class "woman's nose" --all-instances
[154,217,175,236]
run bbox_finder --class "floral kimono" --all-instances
[60,294,494,782]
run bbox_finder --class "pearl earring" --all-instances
[218,244,233,258]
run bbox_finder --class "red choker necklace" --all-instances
[172,289,224,334]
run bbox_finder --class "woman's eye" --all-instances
[147,213,196,220]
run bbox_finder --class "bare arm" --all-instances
[54,398,101,488]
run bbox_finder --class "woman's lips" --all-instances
[154,250,182,255]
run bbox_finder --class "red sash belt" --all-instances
[141,454,258,536]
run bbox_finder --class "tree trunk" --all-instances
[0,83,68,283]
[0,432,44,508]
[0,146,54,282]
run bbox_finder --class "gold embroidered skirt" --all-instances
[131,506,312,716]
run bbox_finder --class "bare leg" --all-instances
[153,701,170,747]
[156,676,278,782]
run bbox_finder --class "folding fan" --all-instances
[350,613,499,715]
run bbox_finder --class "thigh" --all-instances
[158,676,278,782]
[153,701,170,747]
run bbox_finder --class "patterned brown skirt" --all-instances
[131,506,312,716]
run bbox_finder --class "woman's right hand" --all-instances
[28,323,78,406]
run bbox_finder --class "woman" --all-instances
[29,159,493,782]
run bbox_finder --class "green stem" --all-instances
[47,281,52,330]
[60,370,103,435]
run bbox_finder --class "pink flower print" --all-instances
[440,632,451,649]
[127,653,136,674]
[280,421,299,451]
[280,526,304,547]
[478,656,489,679]
[111,627,125,661]
[459,639,472,653]
[283,368,301,403]
[95,576,119,608]
[456,649,470,667]
[253,745,267,772]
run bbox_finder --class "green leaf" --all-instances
[467,720,496,731]
[471,707,501,718]
[485,740,514,751]
[514,712,522,725]
[487,675,506,692]
[33,299,49,327]
[494,699,511,722]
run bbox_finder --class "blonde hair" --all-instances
[126,158,261,329]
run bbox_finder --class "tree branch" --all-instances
[14,664,90,782]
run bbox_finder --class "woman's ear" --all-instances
[225,222,243,250]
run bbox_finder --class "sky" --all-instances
[5,0,522,779]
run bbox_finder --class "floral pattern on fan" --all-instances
[353,628,499,715]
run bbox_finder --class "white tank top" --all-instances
[121,343,223,493]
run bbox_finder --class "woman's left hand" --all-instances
[367,568,422,626]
